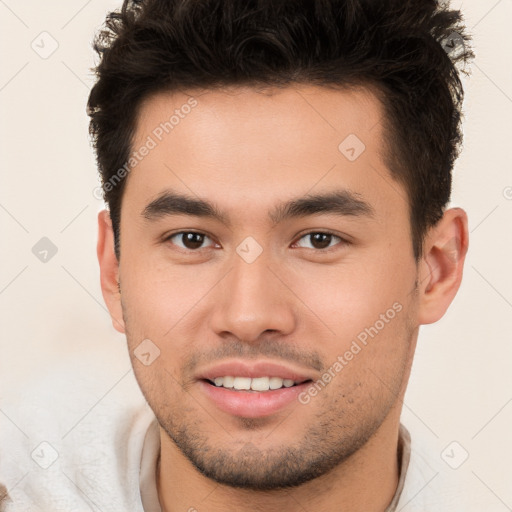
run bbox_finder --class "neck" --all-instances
[157,411,402,512]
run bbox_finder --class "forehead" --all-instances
[125,84,406,224]
[134,83,383,152]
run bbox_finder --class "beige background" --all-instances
[1,0,511,509]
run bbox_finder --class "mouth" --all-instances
[196,360,317,418]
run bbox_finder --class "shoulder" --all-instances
[396,423,492,511]
[0,355,155,511]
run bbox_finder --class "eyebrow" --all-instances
[141,189,375,227]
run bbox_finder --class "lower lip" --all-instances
[199,380,311,418]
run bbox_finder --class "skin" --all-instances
[97,84,468,512]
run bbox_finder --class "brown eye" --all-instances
[294,232,344,251]
[167,232,215,250]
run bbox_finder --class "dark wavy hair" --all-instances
[87,0,474,260]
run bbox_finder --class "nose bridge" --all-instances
[210,246,296,342]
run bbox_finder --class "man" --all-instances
[1,0,475,510]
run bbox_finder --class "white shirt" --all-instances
[0,381,490,511]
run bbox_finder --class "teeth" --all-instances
[269,376,284,390]
[222,376,235,388]
[211,376,299,391]
[233,377,251,390]
[251,377,269,391]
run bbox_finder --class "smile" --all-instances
[208,376,307,391]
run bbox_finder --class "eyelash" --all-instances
[163,230,349,253]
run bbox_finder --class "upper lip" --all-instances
[197,359,315,384]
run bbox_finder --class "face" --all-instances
[113,85,422,489]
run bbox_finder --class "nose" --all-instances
[208,249,297,344]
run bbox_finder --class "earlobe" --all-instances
[97,209,125,333]
[417,207,469,325]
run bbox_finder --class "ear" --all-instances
[417,207,469,325]
[97,209,125,333]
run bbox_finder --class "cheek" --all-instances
[120,252,198,329]
[119,253,222,368]
[291,252,415,339]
